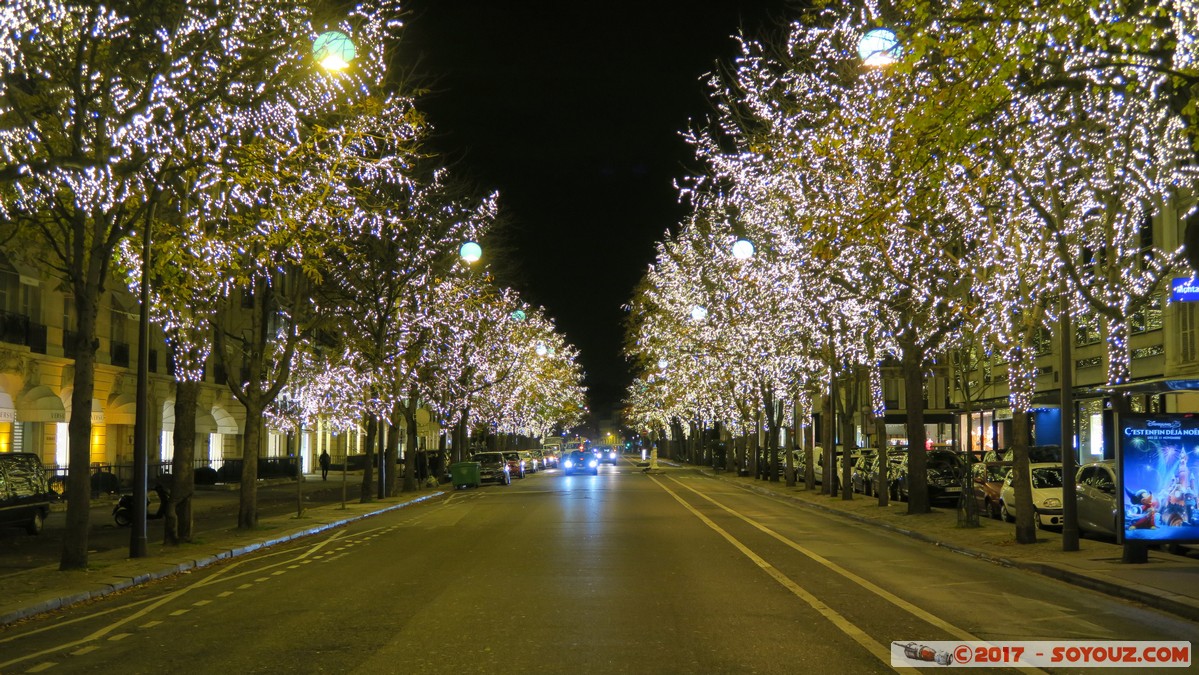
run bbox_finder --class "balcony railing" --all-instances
[110,340,130,367]
[0,310,48,353]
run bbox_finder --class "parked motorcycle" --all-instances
[113,483,170,526]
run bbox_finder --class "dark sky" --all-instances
[396,2,792,420]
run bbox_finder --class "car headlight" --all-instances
[589,460,598,468]
[565,460,573,468]
[1043,498,1062,508]
[609,452,616,458]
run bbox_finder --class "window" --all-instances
[1076,316,1102,347]
[1032,327,1053,356]
[1129,297,1162,335]
[1182,304,1198,363]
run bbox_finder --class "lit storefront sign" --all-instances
[1170,277,1199,302]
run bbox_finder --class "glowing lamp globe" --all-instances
[690,305,708,321]
[459,241,482,263]
[732,238,755,260]
[536,343,549,357]
[657,358,669,371]
[857,28,899,67]
[510,309,527,322]
[313,31,356,71]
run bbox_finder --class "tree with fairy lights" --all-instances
[881,0,1198,541]
[0,0,382,566]
[683,9,974,513]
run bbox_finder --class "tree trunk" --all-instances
[804,417,815,491]
[840,381,856,501]
[360,415,376,504]
[1011,410,1037,543]
[902,340,930,514]
[61,284,100,570]
[822,386,835,496]
[238,406,264,528]
[875,413,889,507]
[402,394,420,493]
[166,379,199,544]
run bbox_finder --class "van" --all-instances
[0,453,52,535]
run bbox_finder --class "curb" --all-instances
[0,492,444,627]
[699,468,1199,623]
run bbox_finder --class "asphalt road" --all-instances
[1,462,1195,674]
[0,475,372,574]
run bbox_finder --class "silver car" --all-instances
[1076,460,1118,537]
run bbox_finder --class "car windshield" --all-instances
[569,451,589,461]
[472,454,500,465]
[1031,467,1064,489]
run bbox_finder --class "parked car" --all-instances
[540,448,559,469]
[563,449,598,476]
[851,453,878,495]
[895,449,967,505]
[471,452,511,485]
[775,449,804,479]
[1076,459,1119,537]
[519,450,541,473]
[0,452,52,534]
[971,462,1011,519]
[999,462,1064,528]
[984,445,1062,463]
[871,449,908,498]
[502,451,526,479]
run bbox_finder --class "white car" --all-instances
[1000,462,1065,528]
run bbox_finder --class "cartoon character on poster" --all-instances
[1122,415,1199,541]
[1159,448,1197,527]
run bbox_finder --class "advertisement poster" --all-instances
[1119,414,1199,543]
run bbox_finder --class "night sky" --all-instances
[396,2,794,420]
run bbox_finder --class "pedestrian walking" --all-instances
[319,450,331,481]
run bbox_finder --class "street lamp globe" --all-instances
[732,238,755,260]
[536,343,549,357]
[857,28,899,67]
[657,357,668,371]
[313,31,357,71]
[510,309,527,322]
[459,241,482,263]
[690,305,708,321]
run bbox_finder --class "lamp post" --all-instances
[732,238,755,260]
[131,221,151,558]
[858,28,900,67]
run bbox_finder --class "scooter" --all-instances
[113,485,169,526]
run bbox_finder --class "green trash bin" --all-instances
[450,461,481,489]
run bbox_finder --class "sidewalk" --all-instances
[695,465,1199,623]
[1,477,443,627]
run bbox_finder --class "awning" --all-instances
[0,389,15,423]
[106,393,136,425]
[1097,377,1199,394]
[162,401,219,434]
[63,395,104,424]
[211,405,242,434]
[12,260,41,286]
[15,386,66,423]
